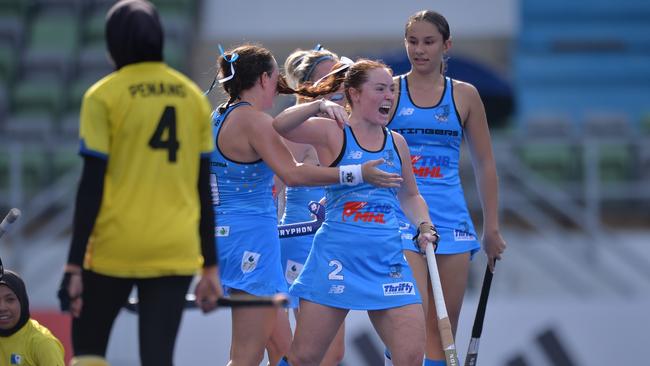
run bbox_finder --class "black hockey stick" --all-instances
[464,263,495,366]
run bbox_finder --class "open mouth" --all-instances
[379,103,392,115]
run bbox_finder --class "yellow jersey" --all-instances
[0,319,64,366]
[79,62,214,277]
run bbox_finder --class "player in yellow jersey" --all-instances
[1,269,65,366]
[57,1,221,366]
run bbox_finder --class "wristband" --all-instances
[339,164,363,186]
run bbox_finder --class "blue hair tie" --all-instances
[218,44,238,84]
[205,44,239,95]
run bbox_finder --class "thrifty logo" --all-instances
[382,282,416,296]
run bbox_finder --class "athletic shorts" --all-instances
[290,223,422,310]
[217,215,288,296]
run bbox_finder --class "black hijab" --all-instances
[105,0,164,70]
[0,269,30,337]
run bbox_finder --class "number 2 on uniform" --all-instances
[149,105,180,162]
[328,260,344,280]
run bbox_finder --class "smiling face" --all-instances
[0,285,20,330]
[349,67,394,126]
[405,20,451,75]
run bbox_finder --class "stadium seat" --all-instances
[59,112,79,137]
[0,81,7,122]
[519,113,575,139]
[22,10,80,77]
[0,39,17,83]
[518,142,581,183]
[53,148,80,176]
[598,143,634,182]
[3,112,54,141]
[583,112,632,138]
[11,74,65,118]
[0,0,29,47]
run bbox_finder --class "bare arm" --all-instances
[393,132,437,251]
[458,82,506,271]
[271,101,403,188]
[272,99,346,148]
[251,111,339,187]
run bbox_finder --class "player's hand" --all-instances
[57,264,83,317]
[194,266,223,313]
[482,230,506,272]
[318,99,347,129]
[414,222,440,254]
[361,159,403,188]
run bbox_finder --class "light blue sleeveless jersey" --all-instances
[388,76,480,255]
[210,102,287,296]
[290,126,422,310]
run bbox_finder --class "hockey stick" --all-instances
[425,242,460,366]
[0,208,21,279]
[123,293,289,313]
[277,201,324,238]
[464,263,495,366]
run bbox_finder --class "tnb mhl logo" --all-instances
[342,202,390,223]
[411,155,450,178]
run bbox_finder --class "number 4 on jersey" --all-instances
[149,106,180,162]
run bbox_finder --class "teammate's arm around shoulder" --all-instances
[248,110,332,187]
[454,80,506,271]
[272,99,346,147]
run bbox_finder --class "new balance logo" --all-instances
[398,107,414,116]
[347,150,363,159]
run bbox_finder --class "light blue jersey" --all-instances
[280,186,325,308]
[388,76,480,255]
[210,102,287,296]
[290,126,421,310]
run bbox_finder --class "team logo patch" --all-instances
[383,282,416,296]
[216,226,230,237]
[11,354,22,365]
[285,259,303,284]
[434,105,450,122]
[347,150,363,159]
[241,251,261,273]
[398,107,414,116]
[454,230,476,241]
[389,265,403,279]
[383,150,396,167]
[329,284,345,294]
